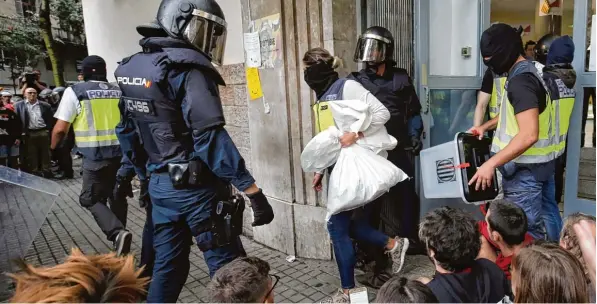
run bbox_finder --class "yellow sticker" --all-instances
[246,67,263,100]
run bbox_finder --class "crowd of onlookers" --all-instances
[7,200,595,303]
[0,70,79,178]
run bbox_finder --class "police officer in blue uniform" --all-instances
[348,26,424,287]
[113,19,171,283]
[114,1,274,302]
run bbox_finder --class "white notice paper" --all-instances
[244,32,261,68]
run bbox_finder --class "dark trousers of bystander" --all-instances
[24,130,51,176]
[581,87,596,147]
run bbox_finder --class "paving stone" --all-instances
[288,293,309,303]
[281,288,298,298]
[310,291,328,302]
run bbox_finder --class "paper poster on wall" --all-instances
[590,15,596,72]
[538,0,564,16]
[246,67,264,100]
[249,13,282,69]
[243,32,262,68]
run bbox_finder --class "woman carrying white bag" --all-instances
[302,48,409,303]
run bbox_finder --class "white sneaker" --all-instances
[387,237,410,273]
[321,289,350,303]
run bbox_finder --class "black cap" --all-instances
[81,55,107,81]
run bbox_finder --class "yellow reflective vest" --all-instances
[547,77,575,157]
[489,76,507,119]
[312,79,346,134]
[71,81,122,161]
[491,61,559,164]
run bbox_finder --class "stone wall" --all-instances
[216,63,255,237]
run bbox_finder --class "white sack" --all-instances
[300,127,342,173]
[326,144,408,220]
[329,99,372,133]
[329,99,397,154]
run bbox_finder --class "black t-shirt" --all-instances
[0,107,21,145]
[506,73,547,114]
[481,69,494,95]
[427,258,512,303]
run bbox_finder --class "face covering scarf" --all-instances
[303,61,339,100]
[480,23,523,75]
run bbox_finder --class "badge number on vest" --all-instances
[125,98,155,115]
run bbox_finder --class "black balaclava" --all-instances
[480,23,523,75]
[81,55,108,82]
[303,61,339,99]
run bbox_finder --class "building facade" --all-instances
[0,0,87,92]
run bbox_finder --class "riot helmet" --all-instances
[137,19,168,38]
[38,89,53,102]
[51,87,66,104]
[535,34,559,65]
[354,26,394,63]
[156,0,227,65]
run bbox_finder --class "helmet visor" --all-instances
[184,9,227,65]
[354,38,388,63]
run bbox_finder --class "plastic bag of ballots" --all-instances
[301,99,407,220]
[326,144,408,220]
[300,126,342,173]
[420,132,498,204]
[0,166,60,300]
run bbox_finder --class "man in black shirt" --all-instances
[0,102,22,168]
[469,23,557,241]
[419,207,512,303]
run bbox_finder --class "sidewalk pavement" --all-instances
[1,163,434,303]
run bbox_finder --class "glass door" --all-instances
[564,0,596,216]
[414,0,491,216]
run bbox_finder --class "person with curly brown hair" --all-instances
[9,248,149,303]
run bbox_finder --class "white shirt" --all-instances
[25,100,46,129]
[341,79,391,137]
[53,87,81,123]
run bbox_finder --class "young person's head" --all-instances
[560,213,596,280]
[375,277,438,303]
[208,257,276,303]
[511,241,589,303]
[9,249,148,303]
[486,199,528,248]
[302,48,342,98]
[419,207,480,273]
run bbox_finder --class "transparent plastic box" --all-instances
[420,132,498,203]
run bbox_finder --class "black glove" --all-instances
[113,175,133,201]
[410,136,423,155]
[138,179,150,209]
[247,189,274,227]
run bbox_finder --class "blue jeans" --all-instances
[502,168,561,240]
[327,205,389,289]
[140,201,155,279]
[146,173,245,303]
[541,175,563,241]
